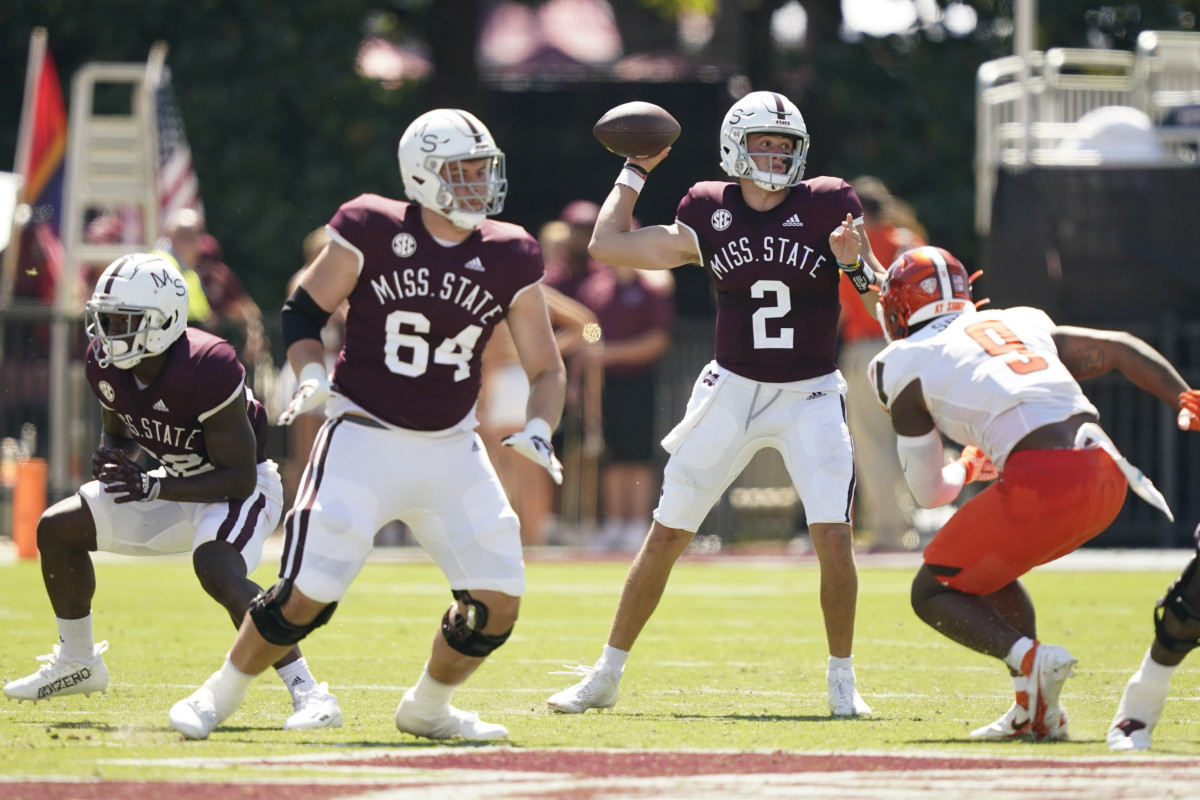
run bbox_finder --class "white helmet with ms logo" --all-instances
[719,91,810,192]
[398,108,508,231]
[85,252,189,369]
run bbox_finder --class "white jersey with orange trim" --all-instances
[868,306,1098,469]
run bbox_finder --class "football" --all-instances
[593,102,681,159]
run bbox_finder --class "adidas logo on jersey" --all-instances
[463,257,485,272]
[806,391,825,401]
[783,214,804,227]
[152,399,170,412]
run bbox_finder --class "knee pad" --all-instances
[249,579,337,646]
[440,589,512,657]
[1155,555,1200,654]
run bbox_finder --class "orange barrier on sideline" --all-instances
[13,458,47,560]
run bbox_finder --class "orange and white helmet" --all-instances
[877,246,975,342]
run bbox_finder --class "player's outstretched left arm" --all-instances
[504,284,567,484]
[1053,326,1195,423]
[829,212,878,303]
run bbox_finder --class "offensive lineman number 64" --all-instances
[385,309,482,382]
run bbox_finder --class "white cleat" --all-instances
[1026,642,1077,740]
[1107,664,1170,752]
[546,663,621,714]
[970,700,1034,739]
[395,687,508,740]
[3,641,109,702]
[827,667,872,717]
[169,674,241,740]
[284,681,343,730]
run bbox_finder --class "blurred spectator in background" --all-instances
[159,208,268,368]
[479,281,594,546]
[545,200,602,299]
[577,237,675,552]
[275,227,346,508]
[543,202,608,540]
[837,176,926,552]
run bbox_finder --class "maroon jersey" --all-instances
[327,194,545,430]
[85,327,269,476]
[675,177,861,382]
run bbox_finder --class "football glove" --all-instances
[277,362,332,426]
[91,445,128,480]
[502,418,563,485]
[97,447,162,503]
[1179,390,1200,431]
[958,445,999,483]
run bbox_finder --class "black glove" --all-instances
[97,447,162,503]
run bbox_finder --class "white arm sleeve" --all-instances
[895,429,967,508]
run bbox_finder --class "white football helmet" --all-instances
[85,253,189,369]
[719,91,810,192]
[398,108,507,230]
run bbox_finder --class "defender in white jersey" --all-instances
[171,109,566,741]
[547,91,884,718]
[868,245,1199,743]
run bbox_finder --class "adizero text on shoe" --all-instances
[284,682,343,730]
[1107,666,1170,752]
[3,641,109,702]
[1025,643,1077,739]
[395,688,508,740]
[970,700,1034,739]
[546,664,620,714]
[827,667,872,716]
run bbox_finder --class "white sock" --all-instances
[56,614,95,661]
[410,666,455,707]
[209,656,255,710]
[1004,637,1036,673]
[828,655,853,673]
[276,657,316,697]
[1140,646,1179,683]
[598,644,629,673]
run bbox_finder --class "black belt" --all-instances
[340,413,388,430]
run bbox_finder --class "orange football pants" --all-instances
[923,447,1128,596]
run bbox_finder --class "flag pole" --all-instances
[0,27,47,308]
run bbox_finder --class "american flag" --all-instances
[155,68,203,223]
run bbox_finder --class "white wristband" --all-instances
[614,168,645,195]
[297,362,327,385]
[525,417,553,440]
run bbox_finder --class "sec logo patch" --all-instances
[392,233,417,257]
[710,209,732,231]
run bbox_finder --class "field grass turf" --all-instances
[2,548,1198,784]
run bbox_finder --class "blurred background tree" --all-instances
[1,0,1194,315]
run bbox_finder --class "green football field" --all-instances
[2,548,1198,785]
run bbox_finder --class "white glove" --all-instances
[502,417,563,485]
[277,362,332,426]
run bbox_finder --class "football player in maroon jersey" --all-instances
[171,108,566,740]
[547,91,883,717]
[4,253,340,731]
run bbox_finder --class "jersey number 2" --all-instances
[385,310,481,382]
[964,320,1048,374]
[751,280,793,349]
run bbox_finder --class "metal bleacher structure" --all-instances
[975,30,1200,548]
[976,30,1200,236]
